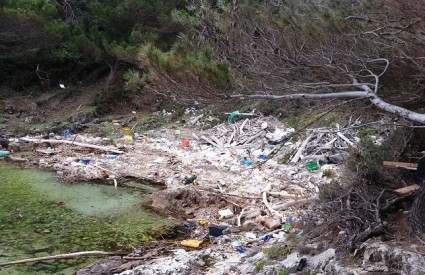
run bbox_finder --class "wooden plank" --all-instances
[383,161,417,170]
[394,184,420,195]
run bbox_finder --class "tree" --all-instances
[141,0,425,124]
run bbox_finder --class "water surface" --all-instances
[0,162,173,274]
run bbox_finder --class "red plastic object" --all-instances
[182,139,190,147]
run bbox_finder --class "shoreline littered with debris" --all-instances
[4,113,425,274]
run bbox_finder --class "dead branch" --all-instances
[21,137,124,154]
[0,251,126,267]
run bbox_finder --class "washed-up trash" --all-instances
[246,232,257,239]
[124,135,133,140]
[296,230,304,238]
[238,157,252,165]
[63,129,73,137]
[122,127,131,132]
[218,208,234,218]
[82,159,90,165]
[260,234,271,242]
[180,239,203,248]
[296,258,307,271]
[197,218,209,225]
[305,160,319,171]
[106,155,118,160]
[208,226,226,237]
[181,139,190,147]
[284,217,295,223]
[232,241,247,253]
[0,150,10,156]
[265,128,295,144]
[236,246,247,253]
[182,171,197,186]
[183,220,192,228]
[227,111,240,124]
[258,154,267,160]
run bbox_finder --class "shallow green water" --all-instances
[0,162,174,274]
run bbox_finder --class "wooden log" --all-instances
[36,149,62,155]
[237,208,246,227]
[268,192,306,199]
[0,251,125,267]
[336,132,356,148]
[290,131,315,163]
[240,119,249,134]
[383,161,417,170]
[226,126,236,146]
[211,135,223,148]
[200,135,219,147]
[394,184,420,195]
[262,190,282,217]
[21,137,124,154]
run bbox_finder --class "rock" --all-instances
[309,248,335,270]
[237,250,264,274]
[281,252,300,269]
[117,248,220,275]
[360,240,425,275]
[76,256,123,275]
[68,112,95,124]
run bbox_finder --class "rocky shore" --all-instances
[2,111,425,274]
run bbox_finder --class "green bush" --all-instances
[263,244,293,260]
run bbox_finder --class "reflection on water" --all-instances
[0,162,172,274]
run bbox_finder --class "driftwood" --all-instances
[383,161,417,170]
[268,192,306,199]
[36,148,63,155]
[336,132,356,147]
[21,137,124,154]
[237,208,246,227]
[290,131,315,163]
[200,135,219,147]
[394,184,420,195]
[0,251,125,267]
[262,189,283,217]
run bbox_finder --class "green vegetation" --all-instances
[263,244,293,260]
[255,258,267,271]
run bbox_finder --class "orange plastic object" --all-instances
[182,139,190,147]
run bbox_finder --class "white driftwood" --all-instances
[290,131,315,163]
[263,190,283,217]
[240,119,249,134]
[211,135,223,147]
[336,132,356,147]
[0,251,124,267]
[21,137,124,154]
[191,133,200,140]
[241,130,264,145]
[237,208,246,227]
[226,126,236,146]
[200,135,219,147]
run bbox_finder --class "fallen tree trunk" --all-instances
[21,137,124,154]
[0,251,126,267]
